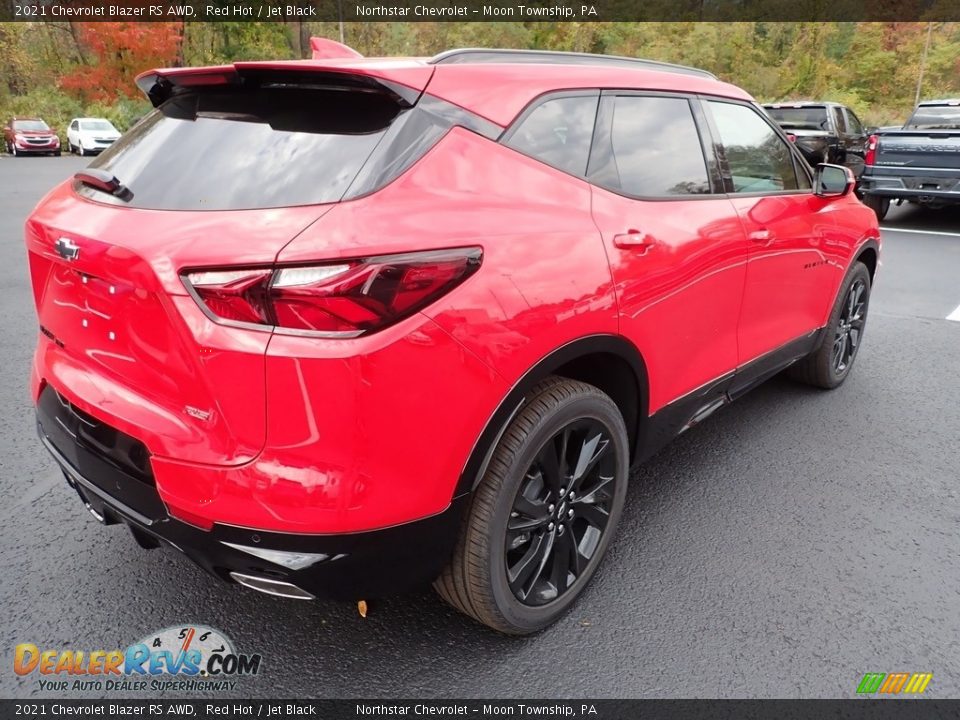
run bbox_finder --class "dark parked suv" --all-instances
[27,45,880,633]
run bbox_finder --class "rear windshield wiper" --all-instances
[75,169,133,201]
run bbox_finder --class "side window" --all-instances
[505,95,599,177]
[846,110,864,135]
[598,95,711,196]
[70,121,78,130]
[833,106,847,133]
[706,101,799,194]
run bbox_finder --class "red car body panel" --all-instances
[27,185,333,466]
[28,52,880,598]
[591,189,748,413]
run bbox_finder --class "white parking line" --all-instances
[947,305,960,322]
[881,226,960,238]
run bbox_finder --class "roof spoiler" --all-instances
[134,63,424,109]
[310,37,363,60]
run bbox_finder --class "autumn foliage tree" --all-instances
[60,22,181,103]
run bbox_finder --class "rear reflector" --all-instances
[183,248,482,337]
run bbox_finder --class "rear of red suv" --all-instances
[27,48,879,634]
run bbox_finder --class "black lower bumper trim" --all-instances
[37,403,469,599]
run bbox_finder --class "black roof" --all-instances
[429,48,717,80]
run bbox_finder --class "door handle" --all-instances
[748,229,774,243]
[613,229,655,252]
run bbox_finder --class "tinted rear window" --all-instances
[906,105,960,129]
[80,86,405,210]
[765,106,829,130]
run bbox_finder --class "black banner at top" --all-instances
[3,0,960,22]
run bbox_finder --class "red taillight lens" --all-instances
[865,134,879,166]
[184,248,482,337]
[786,133,797,143]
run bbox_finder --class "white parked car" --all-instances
[67,118,121,156]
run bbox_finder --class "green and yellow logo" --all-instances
[857,672,933,695]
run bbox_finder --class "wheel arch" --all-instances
[454,334,648,498]
[854,239,879,283]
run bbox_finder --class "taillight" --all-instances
[865,134,879,166]
[786,133,797,143]
[183,247,482,337]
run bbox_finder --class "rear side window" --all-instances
[832,106,847,133]
[504,95,599,176]
[603,95,710,196]
[707,101,799,193]
[846,110,863,135]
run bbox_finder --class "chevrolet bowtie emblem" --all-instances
[54,237,80,261]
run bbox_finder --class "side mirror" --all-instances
[814,163,855,198]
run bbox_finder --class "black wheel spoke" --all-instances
[576,502,610,530]
[507,532,551,598]
[570,434,609,489]
[574,474,615,504]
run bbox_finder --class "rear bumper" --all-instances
[37,390,467,599]
[860,169,960,202]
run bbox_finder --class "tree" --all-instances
[59,22,181,102]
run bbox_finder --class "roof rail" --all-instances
[428,48,717,80]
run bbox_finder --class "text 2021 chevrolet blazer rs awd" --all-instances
[26,46,880,634]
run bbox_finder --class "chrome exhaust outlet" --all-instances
[229,572,316,600]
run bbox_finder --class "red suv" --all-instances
[27,48,879,634]
[5,117,61,156]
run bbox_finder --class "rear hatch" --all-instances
[875,130,960,170]
[27,64,431,466]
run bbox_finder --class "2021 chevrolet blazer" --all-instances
[27,45,880,634]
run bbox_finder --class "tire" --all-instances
[78,145,85,157]
[54,150,61,157]
[435,376,629,634]
[11,145,18,157]
[862,194,890,222]
[789,262,871,390]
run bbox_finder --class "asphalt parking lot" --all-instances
[1,155,958,699]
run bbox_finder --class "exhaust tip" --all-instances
[229,572,315,600]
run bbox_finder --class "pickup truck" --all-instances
[764,101,869,178]
[858,99,960,220]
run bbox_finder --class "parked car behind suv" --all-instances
[4,117,60,156]
[859,99,960,220]
[67,117,122,156]
[764,101,870,179]
[26,44,880,634]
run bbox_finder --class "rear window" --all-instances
[13,119,50,131]
[765,106,829,131]
[906,105,960,130]
[80,86,408,211]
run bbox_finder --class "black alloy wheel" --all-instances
[435,376,628,634]
[832,277,867,375]
[506,418,618,606]
[789,261,872,389]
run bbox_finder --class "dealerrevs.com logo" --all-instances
[14,625,262,693]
